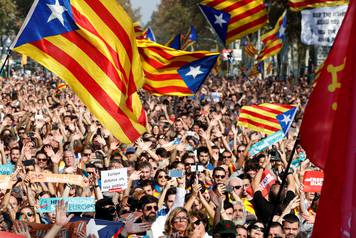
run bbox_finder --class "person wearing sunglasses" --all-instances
[164,207,190,237]
[140,195,159,223]
[247,221,265,238]
[187,211,211,238]
[18,207,36,223]
[154,169,169,197]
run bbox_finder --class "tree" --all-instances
[117,0,142,22]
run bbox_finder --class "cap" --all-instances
[125,147,136,155]
[213,220,236,235]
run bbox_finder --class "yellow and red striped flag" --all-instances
[11,0,146,144]
[257,11,287,61]
[137,39,219,96]
[288,0,348,11]
[199,0,268,45]
[244,41,258,57]
[238,103,295,134]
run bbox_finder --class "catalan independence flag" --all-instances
[288,0,348,11]
[166,34,182,50]
[137,39,219,96]
[199,0,267,45]
[238,103,296,135]
[182,26,198,50]
[11,0,146,144]
[257,11,287,61]
[242,38,258,57]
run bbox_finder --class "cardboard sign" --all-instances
[246,169,276,197]
[0,164,15,175]
[101,168,127,192]
[303,171,324,192]
[39,197,95,213]
[29,172,87,187]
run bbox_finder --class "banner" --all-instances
[303,171,324,192]
[0,164,14,175]
[29,172,87,187]
[248,130,285,157]
[39,197,95,213]
[101,168,128,192]
[246,169,276,197]
[301,5,347,46]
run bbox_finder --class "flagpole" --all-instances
[264,134,300,238]
[0,51,11,77]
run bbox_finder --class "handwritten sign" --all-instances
[0,164,14,175]
[39,197,95,213]
[301,5,347,46]
[29,172,87,187]
[101,168,127,192]
[303,171,324,193]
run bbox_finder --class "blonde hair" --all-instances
[163,207,189,236]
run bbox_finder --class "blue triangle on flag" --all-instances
[199,4,230,45]
[178,55,218,93]
[146,27,156,42]
[169,34,181,50]
[276,107,297,135]
[14,0,78,48]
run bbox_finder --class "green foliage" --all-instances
[117,0,142,22]
[0,0,18,35]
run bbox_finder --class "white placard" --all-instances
[101,168,128,192]
[301,5,347,46]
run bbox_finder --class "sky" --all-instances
[131,0,161,25]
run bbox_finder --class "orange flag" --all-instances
[299,1,356,237]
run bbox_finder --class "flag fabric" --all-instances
[182,26,198,50]
[299,0,356,236]
[166,34,182,50]
[238,103,295,135]
[145,27,156,42]
[21,54,27,65]
[248,63,260,77]
[137,39,219,96]
[199,0,267,45]
[257,11,287,61]
[26,221,87,238]
[11,0,146,144]
[244,41,258,57]
[288,0,348,11]
[72,218,124,238]
[57,82,67,91]
[133,21,145,39]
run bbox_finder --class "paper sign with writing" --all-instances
[39,197,95,213]
[29,172,87,187]
[101,168,127,192]
[0,164,14,175]
[246,169,276,197]
[303,171,324,193]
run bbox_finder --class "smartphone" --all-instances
[168,169,184,178]
[23,159,35,166]
[190,165,205,173]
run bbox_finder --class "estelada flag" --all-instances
[11,0,146,144]
[303,171,324,193]
[299,1,356,237]
[288,0,348,11]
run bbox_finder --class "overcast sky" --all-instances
[131,0,161,25]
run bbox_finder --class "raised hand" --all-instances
[13,221,31,238]
[55,200,74,227]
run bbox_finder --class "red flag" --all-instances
[299,1,356,237]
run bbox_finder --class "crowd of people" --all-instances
[0,69,320,238]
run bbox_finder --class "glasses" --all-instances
[173,216,188,222]
[185,163,194,166]
[214,175,226,179]
[37,158,47,162]
[222,155,232,158]
[233,185,242,190]
[158,175,169,179]
[20,212,33,217]
[83,153,91,156]
[252,225,264,232]
[193,219,202,226]
[145,205,158,211]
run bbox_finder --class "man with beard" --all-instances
[282,214,300,238]
[139,195,159,223]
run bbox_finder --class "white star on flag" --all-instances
[281,114,292,125]
[279,24,286,37]
[86,219,106,237]
[214,14,227,28]
[186,66,203,79]
[47,0,67,26]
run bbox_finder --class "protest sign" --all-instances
[301,5,347,46]
[101,168,128,192]
[28,172,87,187]
[249,130,285,157]
[0,175,11,189]
[0,164,14,175]
[303,171,324,192]
[39,197,95,213]
[246,169,276,197]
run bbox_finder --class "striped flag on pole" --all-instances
[199,0,268,45]
[238,103,295,135]
[288,0,348,11]
[11,0,146,144]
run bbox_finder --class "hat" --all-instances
[125,147,136,155]
[213,220,236,235]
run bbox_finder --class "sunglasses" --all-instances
[158,175,169,179]
[83,153,91,156]
[185,163,194,166]
[237,150,245,153]
[252,225,264,232]
[20,212,33,217]
[173,216,188,222]
[214,175,225,179]
[233,185,242,190]
[222,155,232,158]
[193,219,202,226]
[37,158,48,162]
[145,205,158,211]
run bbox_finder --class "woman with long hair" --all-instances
[164,207,190,237]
